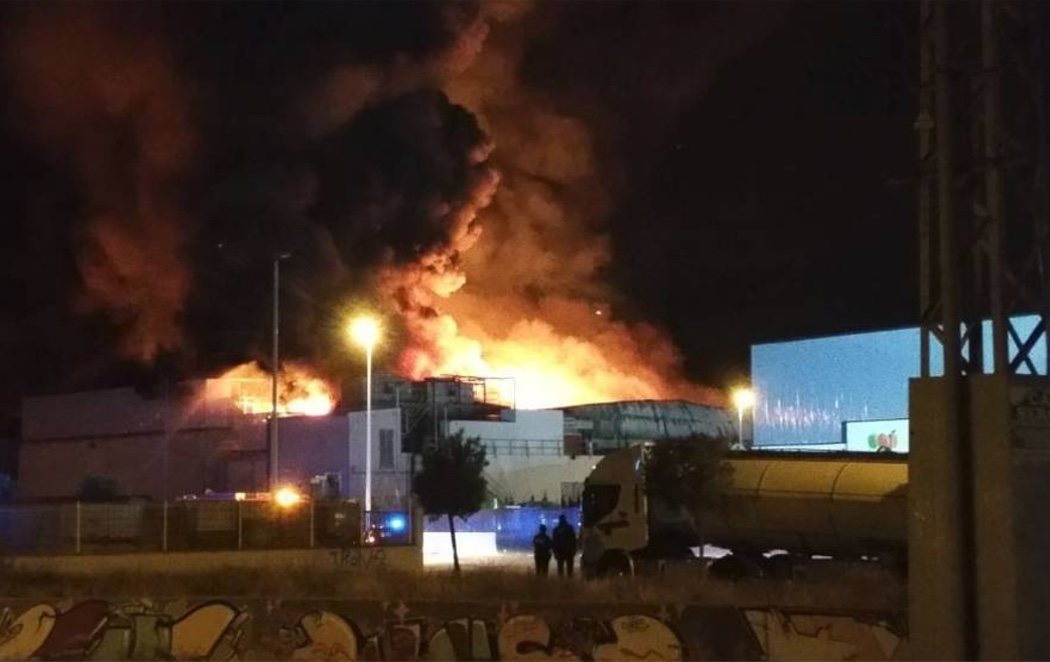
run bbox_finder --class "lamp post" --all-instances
[270,253,291,491]
[348,316,381,523]
[731,387,756,448]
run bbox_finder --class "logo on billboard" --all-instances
[867,430,899,451]
[843,418,909,453]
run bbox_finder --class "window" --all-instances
[582,484,621,527]
[379,429,395,469]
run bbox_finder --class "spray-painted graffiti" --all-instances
[280,610,682,661]
[330,546,388,569]
[0,599,907,661]
[0,600,248,661]
[743,609,909,661]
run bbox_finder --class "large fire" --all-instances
[371,7,723,413]
[397,308,722,410]
[215,361,337,417]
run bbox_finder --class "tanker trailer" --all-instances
[580,443,907,578]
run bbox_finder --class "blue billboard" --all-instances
[751,316,1045,447]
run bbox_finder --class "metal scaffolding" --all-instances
[918,0,1050,377]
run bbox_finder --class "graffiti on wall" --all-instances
[0,600,247,661]
[329,547,388,570]
[279,610,684,661]
[743,609,907,661]
[0,599,908,661]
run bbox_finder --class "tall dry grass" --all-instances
[0,564,904,611]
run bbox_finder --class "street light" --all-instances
[270,252,291,491]
[273,486,302,509]
[348,315,381,523]
[731,387,756,448]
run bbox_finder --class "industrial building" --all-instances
[17,376,409,506]
[17,373,734,508]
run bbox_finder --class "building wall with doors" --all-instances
[19,384,266,500]
[19,384,411,510]
[449,410,595,505]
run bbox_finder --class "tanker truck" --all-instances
[579,443,907,578]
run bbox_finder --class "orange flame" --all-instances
[397,307,722,410]
[215,361,337,417]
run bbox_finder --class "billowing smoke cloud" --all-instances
[2,1,735,407]
[6,5,195,362]
[377,4,724,406]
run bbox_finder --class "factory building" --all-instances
[560,400,734,454]
[17,378,412,505]
[17,373,731,506]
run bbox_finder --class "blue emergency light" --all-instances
[386,513,407,532]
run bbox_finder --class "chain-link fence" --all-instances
[0,500,411,556]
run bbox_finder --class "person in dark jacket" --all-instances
[552,514,578,577]
[532,524,553,576]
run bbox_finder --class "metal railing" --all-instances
[0,501,411,556]
[484,439,564,457]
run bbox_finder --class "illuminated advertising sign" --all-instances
[842,419,909,453]
[751,314,1043,447]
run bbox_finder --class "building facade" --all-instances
[18,380,409,508]
[449,410,595,506]
[19,375,729,508]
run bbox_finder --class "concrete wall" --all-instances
[450,411,590,504]
[485,455,596,505]
[13,384,420,525]
[19,384,270,500]
[17,427,260,499]
[18,389,411,508]
[276,410,409,509]
[22,382,244,441]
[450,410,564,444]
[0,597,908,660]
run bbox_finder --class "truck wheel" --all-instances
[597,551,633,578]
[709,553,764,581]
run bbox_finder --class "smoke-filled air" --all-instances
[3,2,723,410]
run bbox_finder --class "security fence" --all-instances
[0,500,411,556]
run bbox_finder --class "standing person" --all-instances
[552,514,578,577]
[532,524,553,576]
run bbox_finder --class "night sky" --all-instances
[0,1,917,434]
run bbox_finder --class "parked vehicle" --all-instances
[580,443,907,578]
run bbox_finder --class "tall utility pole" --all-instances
[913,2,1050,658]
[270,253,291,491]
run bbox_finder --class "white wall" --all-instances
[449,410,595,504]
[277,409,410,510]
[449,410,564,445]
[485,455,597,505]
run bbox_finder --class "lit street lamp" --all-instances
[731,387,756,448]
[270,252,291,491]
[348,315,381,523]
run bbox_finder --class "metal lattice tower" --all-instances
[913,4,1050,656]
[917,0,1050,378]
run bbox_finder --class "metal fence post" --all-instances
[75,501,82,554]
[162,501,168,552]
[309,500,315,548]
[237,501,243,550]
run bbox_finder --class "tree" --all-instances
[412,430,488,573]
[644,435,734,523]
